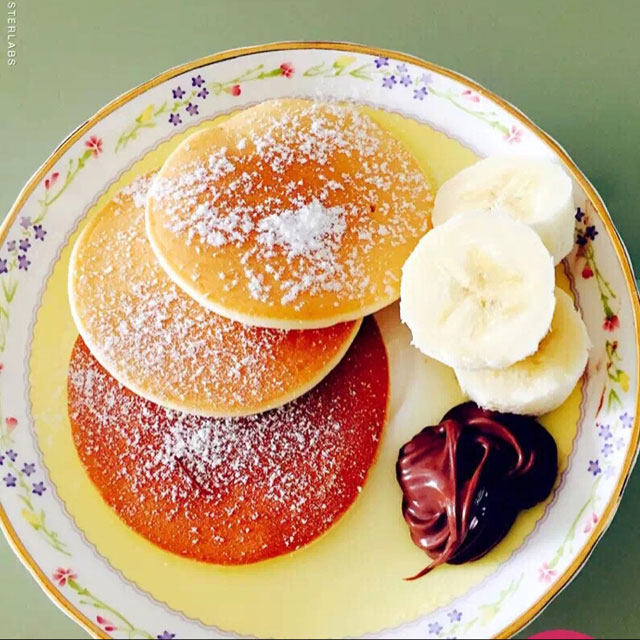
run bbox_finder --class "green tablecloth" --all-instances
[0,1,638,638]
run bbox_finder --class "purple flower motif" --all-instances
[171,86,185,99]
[33,225,46,241]
[17,255,30,271]
[374,56,389,68]
[585,225,598,240]
[419,72,434,85]
[601,442,613,457]
[413,86,428,100]
[587,459,601,476]
[400,74,412,87]
[32,481,46,496]
[0,259,7,275]
[19,238,31,252]
[6,449,17,462]
[21,462,35,476]
[168,113,182,127]
[185,102,199,116]
[395,63,408,74]
[576,233,587,247]
[597,423,612,440]
[20,217,31,230]
[448,609,462,623]
[197,87,209,99]
[0,454,4,465]
[3,473,16,488]
[157,633,175,640]
[616,437,626,450]
[620,412,633,429]
[382,75,397,89]
[575,207,585,221]
[6,240,16,252]
[428,622,443,635]
[191,74,205,87]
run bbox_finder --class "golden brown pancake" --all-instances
[68,317,389,564]
[146,99,434,329]
[68,175,360,417]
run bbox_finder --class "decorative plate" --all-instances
[1,42,638,640]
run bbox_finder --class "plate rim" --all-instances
[1,40,639,640]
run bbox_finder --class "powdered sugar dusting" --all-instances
[69,317,388,564]
[148,99,433,313]
[257,199,346,258]
[71,174,357,416]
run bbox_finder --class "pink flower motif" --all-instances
[227,84,241,97]
[280,62,295,78]
[5,417,17,432]
[504,125,523,144]
[583,511,599,533]
[462,89,480,103]
[96,615,117,632]
[603,314,620,332]
[538,562,557,583]
[44,172,59,191]
[53,567,77,587]
[85,136,103,157]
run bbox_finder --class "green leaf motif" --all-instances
[303,62,329,77]
[259,67,283,78]
[608,388,622,409]
[349,64,374,80]
[62,576,152,637]
[2,279,18,303]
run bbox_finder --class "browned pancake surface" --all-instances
[146,99,434,328]
[68,318,389,564]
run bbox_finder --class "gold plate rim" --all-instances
[1,40,638,640]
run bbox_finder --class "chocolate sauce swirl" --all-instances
[396,402,558,580]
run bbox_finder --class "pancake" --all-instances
[68,175,361,417]
[68,317,389,564]
[146,99,434,329]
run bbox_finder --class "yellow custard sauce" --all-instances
[29,107,581,638]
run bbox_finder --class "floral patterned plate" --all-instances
[1,42,638,640]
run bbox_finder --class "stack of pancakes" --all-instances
[68,98,433,564]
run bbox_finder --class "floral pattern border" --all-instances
[115,55,524,156]
[115,63,295,152]
[325,55,523,142]
[0,51,635,640]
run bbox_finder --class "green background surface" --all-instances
[0,1,639,638]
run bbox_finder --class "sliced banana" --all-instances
[455,288,590,415]
[432,156,575,264]
[400,210,555,370]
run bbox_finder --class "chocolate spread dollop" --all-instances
[396,402,557,580]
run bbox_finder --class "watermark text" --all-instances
[7,1,16,67]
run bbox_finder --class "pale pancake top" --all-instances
[68,175,360,417]
[146,99,434,329]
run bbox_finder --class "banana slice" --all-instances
[432,156,575,264]
[455,288,590,415]
[400,210,555,370]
